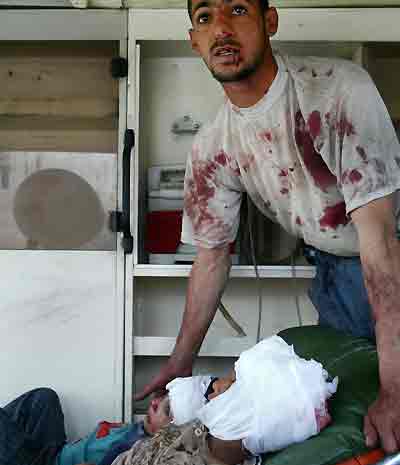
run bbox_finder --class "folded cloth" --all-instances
[110,420,223,465]
[197,336,338,455]
[166,375,213,426]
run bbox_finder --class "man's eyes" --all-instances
[232,5,247,15]
[198,13,210,24]
[195,5,248,24]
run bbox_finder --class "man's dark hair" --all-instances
[188,0,269,21]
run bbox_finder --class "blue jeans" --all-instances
[0,388,66,465]
[304,246,375,340]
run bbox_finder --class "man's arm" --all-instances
[135,245,231,400]
[351,195,400,453]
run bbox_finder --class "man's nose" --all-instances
[213,8,233,38]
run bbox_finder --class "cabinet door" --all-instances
[0,10,129,440]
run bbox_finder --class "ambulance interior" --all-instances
[0,6,400,465]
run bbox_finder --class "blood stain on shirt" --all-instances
[279,169,288,178]
[325,112,331,125]
[356,146,367,161]
[308,111,322,139]
[342,169,363,185]
[336,114,356,139]
[184,159,218,233]
[296,216,303,226]
[295,110,337,191]
[239,153,256,172]
[260,130,273,143]
[319,202,349,229]
[215,150,229,166]
[281,188,289,195]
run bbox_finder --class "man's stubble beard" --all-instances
[208,47,267,83]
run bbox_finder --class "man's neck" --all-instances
[222,54,278,108]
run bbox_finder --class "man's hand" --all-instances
[134,358,192,401]
[135,245,231,401]
[364,388,400,453]
[352,195,400,453]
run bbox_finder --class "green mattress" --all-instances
[262,325,379,465]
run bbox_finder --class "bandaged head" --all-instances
[166,375,213,425]
[197,336,338,455]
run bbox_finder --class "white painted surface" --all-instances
[130,8,400,42]
[0,251,122,440]
[139,56,224,167]
[133,278,317,341]
[0,152,116,250]
[133,264,315,278]
[0,10,127,41]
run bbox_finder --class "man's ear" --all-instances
[265,7,278,37]
[189,28,201,55]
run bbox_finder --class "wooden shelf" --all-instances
[133,264,315,278]
[134,336,256,357]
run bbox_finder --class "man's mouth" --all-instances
[213,46,238,57]
[212,46,240,66]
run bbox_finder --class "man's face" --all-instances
[145,395,172,434]
[189,0,272,83]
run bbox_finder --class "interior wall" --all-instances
[368,43,400,122]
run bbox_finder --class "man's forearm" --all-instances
[170,246,232,370]
[361,234,400,388]
[352,196,400,452]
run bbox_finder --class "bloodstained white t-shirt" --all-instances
[181,54,400,256]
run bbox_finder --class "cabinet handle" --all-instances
[122,129,134,254]
[109,129,134,254]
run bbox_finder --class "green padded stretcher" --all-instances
[262,325,379,465]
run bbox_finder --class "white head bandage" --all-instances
[197,336,338,455]
[166,375,213,425]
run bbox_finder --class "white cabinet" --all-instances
[125,8,400,419]
[0,10,128,439]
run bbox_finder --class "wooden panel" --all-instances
[0,129,117,152]
[0,98,118,119]
[1,58,118,99]
[0,116,118,152]
[0,42,119,152]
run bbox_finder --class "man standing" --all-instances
[136,0,400,454]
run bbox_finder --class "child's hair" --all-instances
[204,377,219,401]
[187,0,270,22]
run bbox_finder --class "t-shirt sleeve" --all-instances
[181,143,243,249]
[333,66,400,215]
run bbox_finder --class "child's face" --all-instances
[145,394,172,434]
[208,372,236,400]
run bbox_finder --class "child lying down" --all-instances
[169,336,337,460]
[114,335,338,465]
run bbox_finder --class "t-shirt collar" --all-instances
[229,53,287,118]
